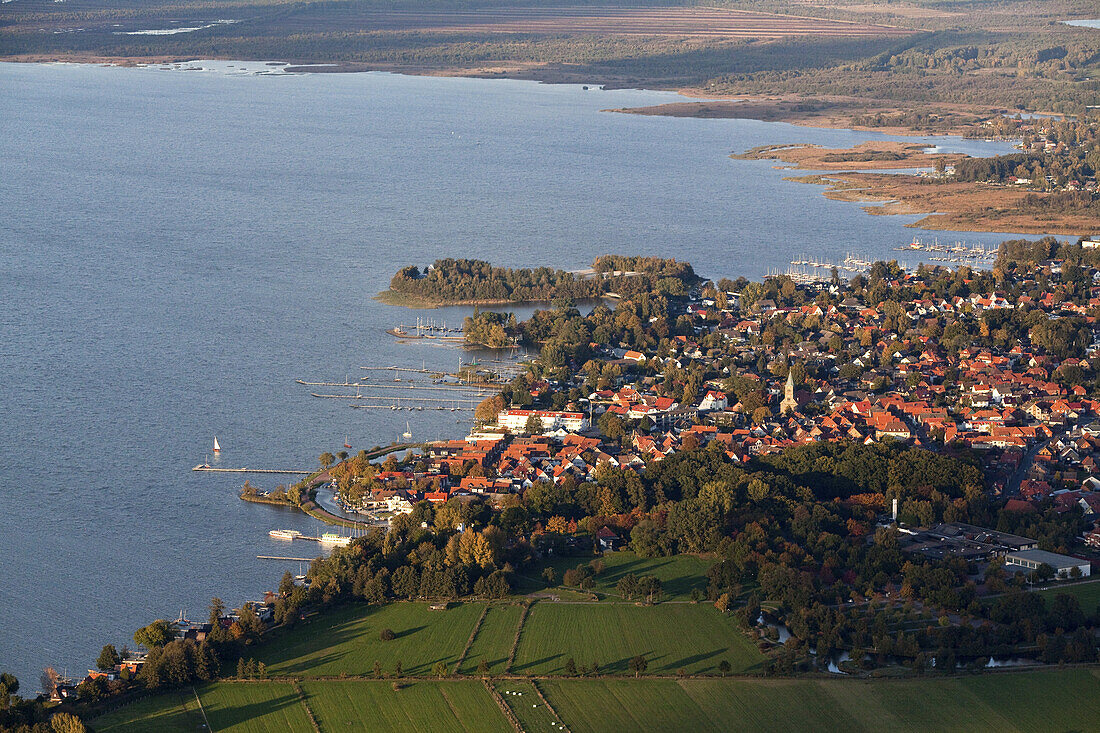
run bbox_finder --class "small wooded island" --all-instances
[379,256,700,307]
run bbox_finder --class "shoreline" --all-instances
[0,55,996,139]
[786,172,1098,236]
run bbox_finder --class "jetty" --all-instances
[257,556,319,561]
[192,466,311,474]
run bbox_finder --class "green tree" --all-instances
[319,452,336,469]
[208,597,226,625]
[628,655,648,678]
[525,414,544,434]
[598,411,626,440]
[96,644,121,671]
[0,672,18,711]
[134,620,175,650]
[50,712,88,733]
[432,661,449,678]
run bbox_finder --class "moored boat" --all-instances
[268,529,302,540]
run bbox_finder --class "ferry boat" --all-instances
[320,533,352,547]
[268,529,302,540]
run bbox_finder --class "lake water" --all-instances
[0,60,1043,687]
[1063,19,1100,29]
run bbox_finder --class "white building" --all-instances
[1004,549,1091,579]
[699,390,729,412]
[496,409,589,434]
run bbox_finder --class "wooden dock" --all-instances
[257,555,319,561]
[192,466,311,474]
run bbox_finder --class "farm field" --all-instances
[301,679,512,733]
[493,680,564,731]
[542,669,1100,733]
[1035,580,1100,612]
[512,602,766,675]
[91,669,1100,732]
[541,551,713,601]
[457,603,524,674]
[91,689,203,733]
[251,602,484,677]
[199,682,314,733]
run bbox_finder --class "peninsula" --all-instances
[26,244,1100,732]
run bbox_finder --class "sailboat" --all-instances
[213,436,221,453]
[402,421,413,440]
[343,435,352,449]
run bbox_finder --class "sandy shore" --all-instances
[787,172,1098,235]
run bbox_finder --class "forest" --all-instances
[387,257,697,305]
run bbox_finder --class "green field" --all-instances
[494,680,564,732]
[252,602,485,676]
[301,680,512,732]
[200,683,314,732]
[541,669,1100,733]
[512,602,765,675]
[92,689,203,733]
[92,669,1100,732]
[540,551,713,601]
[92,683,312,733]
[1035,580,1100,612]
[458,603,524,674]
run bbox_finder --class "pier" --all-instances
[257,556,319,561]
[192,466,311,474]
[351,403,475,411]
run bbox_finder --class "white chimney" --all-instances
[892,498,898,522]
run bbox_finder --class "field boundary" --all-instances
[484,679,523,733]
[505,601,533,674]
[292,681,321,733]
[532,680,570,733]
[456,603,490,671]
[191,686,213,733]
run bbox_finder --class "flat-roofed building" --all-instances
[1004,549,1091,579]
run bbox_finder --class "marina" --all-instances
[268,528,353,547]
[773,238,1000,283]
[191,466,312,474]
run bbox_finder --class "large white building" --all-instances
[496,409,589,434]
[1004,549,1091,579]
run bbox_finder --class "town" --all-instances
[16,240,1100,731]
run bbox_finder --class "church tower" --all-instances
[780,369,798,413]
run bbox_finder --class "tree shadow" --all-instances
[206,692,304,730]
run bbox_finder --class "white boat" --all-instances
[402,421,413,440]
[213,436,221,452]
[269,529,302,540]
[320,533,352,547]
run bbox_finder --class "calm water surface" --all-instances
[0,60,1044,685]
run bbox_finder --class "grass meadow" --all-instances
[537,551,713,601]
[512,602,766,675]
[541,669,1100,733]
[301,679,512,732]
[1034,580,1100,612]
[251,602,484,676]
[457,602,524,674]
